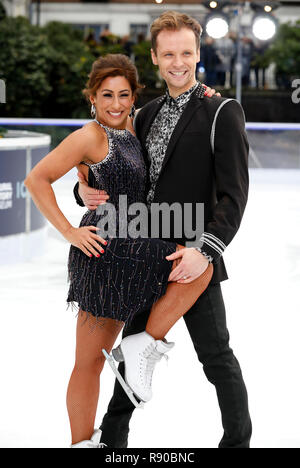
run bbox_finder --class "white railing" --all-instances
[1,118,300,131]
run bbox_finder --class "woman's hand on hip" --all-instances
[64,226,107,257]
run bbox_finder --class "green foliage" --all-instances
[0,17,95,118]
[0,17,52,117]
[85,32,126,61]
[96,43,125,56]
[0,1,6,21]
[42,21,95,118]
[264,21,300,83]
[0,126,7,137]
[132,40,162,89]
[0,17,161,118]
[251,49,271,70]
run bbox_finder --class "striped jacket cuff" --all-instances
[198,232,226,262]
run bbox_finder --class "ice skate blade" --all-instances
[102,349,144,409]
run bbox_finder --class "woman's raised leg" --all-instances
[145,244,213,340]
[66,311,123,445]
[110,245,213,404]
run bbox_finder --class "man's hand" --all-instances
[203,84,221,98]
[78,171,109,210]
[166,247,209,283]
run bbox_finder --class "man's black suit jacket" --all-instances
[134,90,249,284]
[73,90,249,284]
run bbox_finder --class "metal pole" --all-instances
[235,4,244,103]
[28,0,33,24]
[36,0,41,26]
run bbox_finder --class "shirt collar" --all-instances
[165,81,200,109]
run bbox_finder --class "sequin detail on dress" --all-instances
[67,121,177,328]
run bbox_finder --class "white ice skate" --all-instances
[102,331,174,408]
[71,429,107,448]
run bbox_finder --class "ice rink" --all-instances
[0,168,300,448]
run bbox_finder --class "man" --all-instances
[73,11,252,448]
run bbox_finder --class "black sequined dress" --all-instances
[67,120,177,327]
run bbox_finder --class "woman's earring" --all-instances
[129,105,136,118]
[91,103,96,119]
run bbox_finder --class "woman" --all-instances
[25,54,213,448]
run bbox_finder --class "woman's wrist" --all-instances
[61,224,74,240]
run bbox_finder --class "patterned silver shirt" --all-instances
[145,81,200,205]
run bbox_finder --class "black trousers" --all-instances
[99,283,252,448]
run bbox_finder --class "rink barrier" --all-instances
[0,118,300,131]
[0,130,51,264]
[0,130,50,235]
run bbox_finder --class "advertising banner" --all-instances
[0,145,50,236]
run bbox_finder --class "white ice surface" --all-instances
[0,168,299,448]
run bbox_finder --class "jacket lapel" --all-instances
[159,93,203,174]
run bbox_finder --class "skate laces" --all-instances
[140,343,168,389]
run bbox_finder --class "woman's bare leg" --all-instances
[146,245,213,340]
[66,311,123,445]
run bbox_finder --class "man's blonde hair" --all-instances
[151,11,203,54]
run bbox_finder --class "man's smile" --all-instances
[169,71,188,77]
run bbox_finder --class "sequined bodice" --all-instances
[87,121,146,205]
[82,120,147,230]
